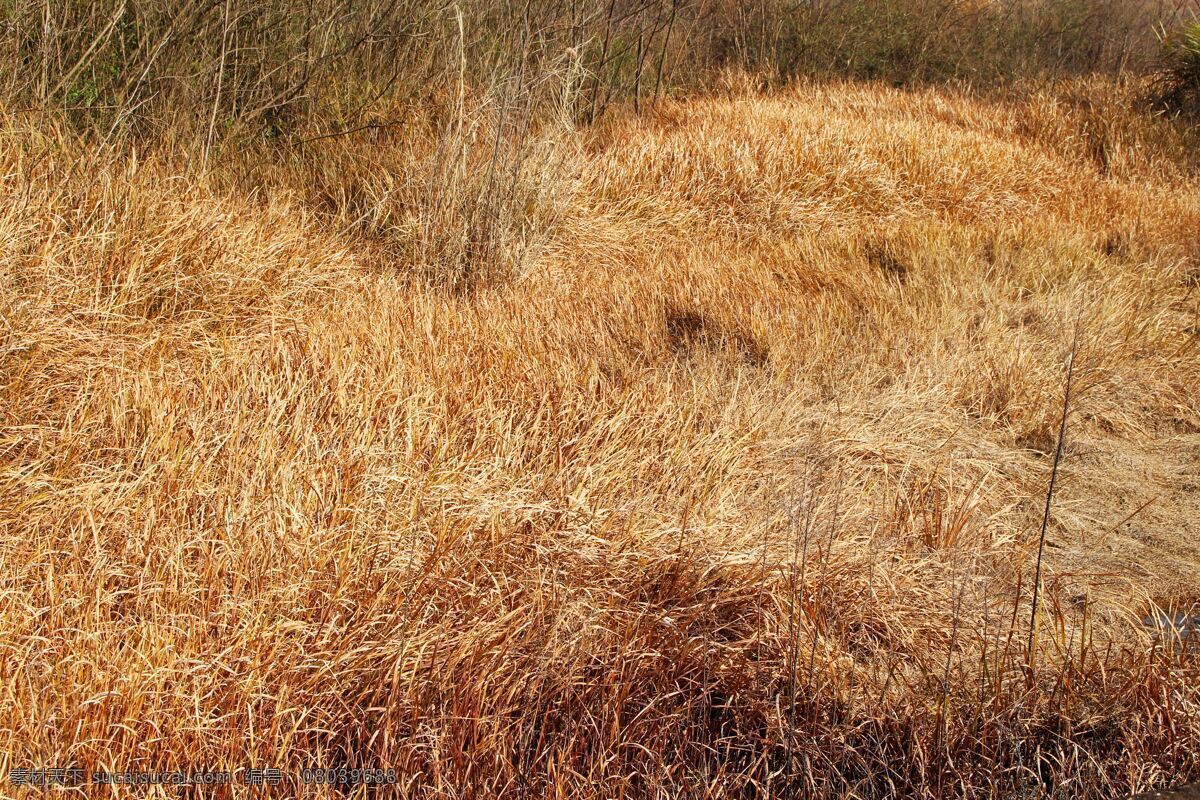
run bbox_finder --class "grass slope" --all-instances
[2,80,1199,797]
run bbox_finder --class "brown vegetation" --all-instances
[2,2,1200,798]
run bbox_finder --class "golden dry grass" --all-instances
[2,78,1199,797]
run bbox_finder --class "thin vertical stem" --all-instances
[1026,327,1080,678]
[205,0,232,165]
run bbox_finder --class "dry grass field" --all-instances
[3,70,1200,796]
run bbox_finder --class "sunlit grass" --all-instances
[1,78,1198,798]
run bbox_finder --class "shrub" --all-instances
[1152,18,1200,117]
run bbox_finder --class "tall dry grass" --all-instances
[3,71,1200,797]
[3,0,1195,145]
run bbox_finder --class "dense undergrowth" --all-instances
[4,0,1197,141]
